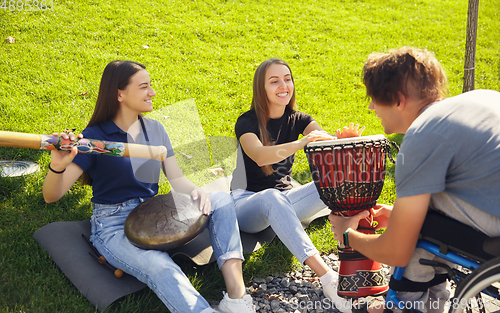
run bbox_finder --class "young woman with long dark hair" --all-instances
[43,60,255,313]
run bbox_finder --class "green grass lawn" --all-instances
[1,0,499,312]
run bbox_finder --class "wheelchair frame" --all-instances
[385,239,500,313]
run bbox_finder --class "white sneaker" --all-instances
[216,292,255,313]
[323,279,352,313]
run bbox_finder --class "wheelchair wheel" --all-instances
[449,256,500,313]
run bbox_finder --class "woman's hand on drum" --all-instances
[370,204,393,230]
[191,187,211,216]
[328,210,371,245]
[49,131,83,172]
[302,130,336,146]
[335,123,365,139]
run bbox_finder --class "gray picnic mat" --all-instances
[33,176,329,311]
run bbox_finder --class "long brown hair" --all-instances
[363,47,448,106]
[251,58,296,175]
[81,60,146,185]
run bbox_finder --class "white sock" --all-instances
[319,269,338,286]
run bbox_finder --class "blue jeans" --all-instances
[90,191,244,313]
[231,182,326,264]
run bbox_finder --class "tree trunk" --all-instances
[463,0,480,93]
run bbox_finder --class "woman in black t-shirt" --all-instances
[230,58,363,312]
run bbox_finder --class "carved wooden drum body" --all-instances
[305,135,391,298]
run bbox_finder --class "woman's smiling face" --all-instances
[264,63,294,110]
[118,69,156,115]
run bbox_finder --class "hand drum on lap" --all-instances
[124,192,207,251]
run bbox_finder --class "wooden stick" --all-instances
[0,130,167,161]
[87,251,124,278]
[83,234,123,278]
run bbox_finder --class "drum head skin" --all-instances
[124,192,207,251]
[306,134,387,148]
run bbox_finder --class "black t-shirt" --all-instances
[231,108,314,192]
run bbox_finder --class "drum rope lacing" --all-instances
[307,138,397,211]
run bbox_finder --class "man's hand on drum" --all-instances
[328,210,370,246]
[335,123,365,139]
[49,131,83,172]
[191,187,211,216]
[370,204,393,230]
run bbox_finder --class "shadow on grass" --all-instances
[0,169,92,312]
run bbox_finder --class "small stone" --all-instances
[281,278,291,288]
[256,288,266,295]
[270,299,280,310]
[328,253,338,260]
[298,293,309,302]
[268,287,277,294]
[254,277,266,284]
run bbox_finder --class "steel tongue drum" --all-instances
[124,192,208,251]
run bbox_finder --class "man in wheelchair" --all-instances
[329,46,500,313]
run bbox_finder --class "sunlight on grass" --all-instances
[0,0,498,311]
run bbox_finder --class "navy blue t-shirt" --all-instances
[73,117,175,204]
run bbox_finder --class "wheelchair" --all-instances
[382,210,500,313]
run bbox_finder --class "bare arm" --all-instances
[161,155,211,215]
[240,120,365,167]
[240,121,335,167]
[329,194,430,267]
[43,132,84,203]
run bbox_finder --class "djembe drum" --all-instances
[305,135,395,299]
